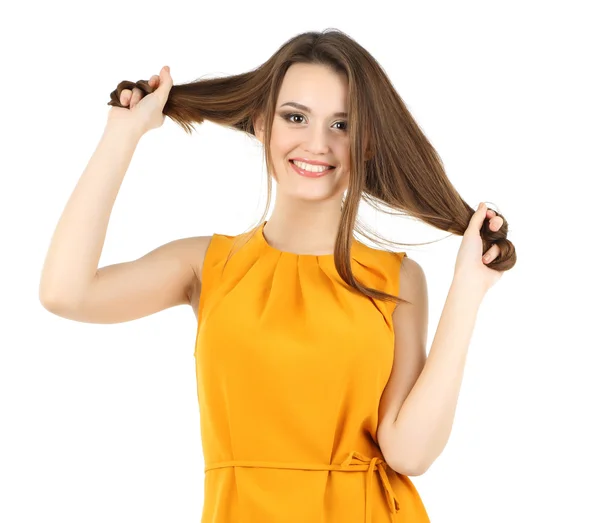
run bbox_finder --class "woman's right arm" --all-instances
[38,66,207,324]
[38,120,206,324]
[39,122,142,308]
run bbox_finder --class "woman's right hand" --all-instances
[106,65,173,136]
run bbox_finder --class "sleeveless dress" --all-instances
[193,221,430,523]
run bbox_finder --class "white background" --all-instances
[2,0,598,521]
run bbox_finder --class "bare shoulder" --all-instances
[397,254,427,307]
[188,235,214,315]
[145,234,213,303]
[186,235,213,281]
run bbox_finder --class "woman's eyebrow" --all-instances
[279,101,347,118]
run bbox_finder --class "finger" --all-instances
[468,202,489,233]
[119,89,132,106]
[149,74,159,88]
[130,86,143,107]
[489,216,503,231]
[483,244,500,263]
[155,65,173,102]
[485,209,503,231]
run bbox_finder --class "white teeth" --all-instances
[291,160,332,173]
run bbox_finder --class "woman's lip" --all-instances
[289,159,335,168]
[289,158,334,167]
[289,160,335,177]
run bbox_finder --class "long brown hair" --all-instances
[108,28,516,306]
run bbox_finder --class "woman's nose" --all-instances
[305,128,330,154]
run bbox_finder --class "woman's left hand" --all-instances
[453,202,505,296]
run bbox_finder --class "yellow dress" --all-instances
[193,221,430,523]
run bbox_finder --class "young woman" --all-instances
[40,29,514,523]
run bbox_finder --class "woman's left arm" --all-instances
[389,203,504,475]
[389,281,484,475]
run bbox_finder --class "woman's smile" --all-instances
[289,159,336,178]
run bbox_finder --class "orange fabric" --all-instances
[194,221,430,522]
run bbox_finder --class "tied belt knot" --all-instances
[204,450,401,523]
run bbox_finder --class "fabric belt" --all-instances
[204,450,401,523]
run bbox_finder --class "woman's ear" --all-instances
[254,113,265,144]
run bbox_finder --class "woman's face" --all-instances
[256,62,351,201]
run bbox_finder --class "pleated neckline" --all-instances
[256,221,341,259]
[242,220,380,270]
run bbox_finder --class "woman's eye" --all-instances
[283,113,305,124]
[282,113,347,131]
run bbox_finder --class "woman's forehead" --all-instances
[277,64,349,113]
